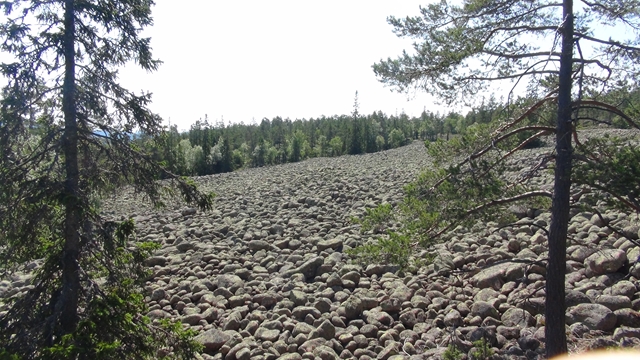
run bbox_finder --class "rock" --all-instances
[517,335,540,351]
[474,288,499,302]
[176,241,195,252]
[316,320,336,340]
[566,303,617,331]
[253,292,279,308]
[248,240,270,251]
[596,294,632,311]
[277,354,302,360]
[313,345,339,360]
[608,280,637,298]
[584,249,627,276]
[501,307,534,327]
[285,256,323,280]
[290,290,308,306]
[613,326,640,341]
[181,208,197,216]
[217,274,244,293]
[150,288,166,301]
[255,327,280,342]
[292,306,321,320]
[293,322,315,336]
[399,309,426,329]
[443,309,463,327]
[565,289,591,307]
[298,338,328,353]
[317,238,343,251]
[471,263,525,290]
[343,297,364,320]
[145,256,168,266]
[614,308,640,327]
[470,301,500,320]
[363,309,394,327]
[195,329,231,353]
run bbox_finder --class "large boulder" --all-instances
[195,329,231,354]
[471,262,526,290]
[584,249,627,276]
[566,303,617,331]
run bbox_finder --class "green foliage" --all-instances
[348,231,413,271]
[388,128,406,149]
[471,338,494,360]
[443,344,464,360]
[0,0,213,358]
[353,203,394,233]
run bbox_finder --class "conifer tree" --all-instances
[370,0,640,357]
[0,1,212,358]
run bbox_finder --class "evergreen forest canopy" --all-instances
[139,83,640,178]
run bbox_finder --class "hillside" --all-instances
[3,133,640,360]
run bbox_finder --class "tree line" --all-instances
[141,83,640,178]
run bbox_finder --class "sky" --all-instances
[119,1,446,130]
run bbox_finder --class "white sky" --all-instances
[119,1,446,131]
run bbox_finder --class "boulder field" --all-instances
[2,131,640,359]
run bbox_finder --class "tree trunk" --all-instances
[545,0,573,357]
[59,0,80,335]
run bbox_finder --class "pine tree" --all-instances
[370,0,640,357]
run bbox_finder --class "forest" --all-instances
[142,86,640,178]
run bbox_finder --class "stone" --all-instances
[145,256,168,266]
[290,290,307,306]
[277,354,302,360]
[501,307,534,328]
[313,345,339,360]
[399,309,426,329]
[613,327,640,342]
[474,288,499,302]
[584,249,627,276]
[566,303,617,331]
[614,308,640,327]
[195,329,231,353]
[596,294,632,311]
[363,309,394,327]
[470,301,500,320]
[443,309,463,327]
[565,289,591,307]
[176,242,196,252]
[317,238,343,251]
[517,335,540,351]
[316,320,336,340]
[216,274,244,292]
[253,292,279,308]
[286,256,324,280]
[471,262,525,290]
[150,288,166,301]
[609,280,637,298]
[343,296,364,320]
[255,327,281,342]
[248,240,270,251]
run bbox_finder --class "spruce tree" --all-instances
[0,1,212,358]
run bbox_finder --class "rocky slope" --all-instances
[2,131,640,360]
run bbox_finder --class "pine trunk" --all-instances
[545,0,573,357]
[59,0,80,335]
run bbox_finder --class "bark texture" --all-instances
[545,0,573,357]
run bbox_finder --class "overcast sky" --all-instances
[119,1,448,130]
